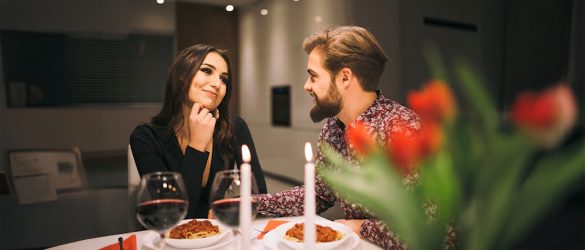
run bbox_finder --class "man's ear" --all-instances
[339,68,352,87]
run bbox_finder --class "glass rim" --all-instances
[142,171,182,179]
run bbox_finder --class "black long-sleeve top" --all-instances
[129,116,267,218]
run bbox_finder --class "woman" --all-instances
[130,44,267,218]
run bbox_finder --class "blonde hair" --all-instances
[303,26,388,91]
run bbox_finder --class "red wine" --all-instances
[136,199,188,232]
[211,198,258,227]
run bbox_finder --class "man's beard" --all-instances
[309,81,342,122]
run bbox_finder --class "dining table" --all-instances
[48,215,383,250]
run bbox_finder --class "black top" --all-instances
[129,116,267,218]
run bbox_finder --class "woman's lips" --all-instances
[204,90,217,98]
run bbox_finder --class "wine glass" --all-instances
[136,171,188,250]
[209,169,259,247]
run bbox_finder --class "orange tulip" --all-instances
[418,123,443,157]
[510,84,577,149]
[408,80,457,124]
[345,121,377,156]
[388,127,420,175]
[387,120,443,175]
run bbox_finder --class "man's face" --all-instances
[304,49,342,122]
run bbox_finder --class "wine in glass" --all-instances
[136,171,188,249]
[209,169,259,245]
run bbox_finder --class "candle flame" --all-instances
[242,144,251,163]
[305,142,313,162]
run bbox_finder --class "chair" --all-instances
[127,145,141,193]
[127,145,141,230]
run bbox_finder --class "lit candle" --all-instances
[304,142,316,249]
[240,145,252,250]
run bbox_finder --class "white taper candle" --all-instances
[304,142,316,249]
[240,145,252,250]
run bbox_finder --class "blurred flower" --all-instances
[320,63,585,250]
[408,80,457,124]
[511,84,577,149]
[345,121,376,156]
[388,121,442,174]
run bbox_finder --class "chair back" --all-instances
[127,145,141,191]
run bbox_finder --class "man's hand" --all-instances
[208,209,215,219]
[188,103,217,151]
[335,219,365,238]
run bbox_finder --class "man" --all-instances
[255,25,420,249]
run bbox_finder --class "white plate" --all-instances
[143,230,233,250]
[164,219,229,249]
[261,219,361,250]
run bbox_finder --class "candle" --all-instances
[304,142,316,249]
[240,145,252,250]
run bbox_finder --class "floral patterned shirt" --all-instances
[256,93,421,249]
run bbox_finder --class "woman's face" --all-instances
[187,52,228,111]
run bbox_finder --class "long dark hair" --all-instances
[152,44,236,169]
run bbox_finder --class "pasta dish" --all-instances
[284,223,342,243]
[169,219,220,239]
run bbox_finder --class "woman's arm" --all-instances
[130,125,209,216]
[233,117,267,194]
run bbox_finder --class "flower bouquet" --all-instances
[319,54,584,250]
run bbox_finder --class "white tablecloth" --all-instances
[48,216,382,250]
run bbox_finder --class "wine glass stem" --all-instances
[159,233,167,250]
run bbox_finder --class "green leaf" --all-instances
[420,150,459,226]
[454,61,499,135]
[423,43,448,81]
[468,134,533,250]
[445,119,480,201]
[502,141,585,246]
[475,134,532,195]
[319,145,438,250]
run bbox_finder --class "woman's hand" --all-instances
[188,103,217,151]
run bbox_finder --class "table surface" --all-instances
[48,216,382,250]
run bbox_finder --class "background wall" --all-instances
[0,0,173,248]
[0,0,173,174]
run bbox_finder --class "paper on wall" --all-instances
[13,174,58,204]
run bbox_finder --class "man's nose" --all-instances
[303,80,311,92]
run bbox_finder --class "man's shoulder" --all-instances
[370,95,420,132]
[374,95,418,118]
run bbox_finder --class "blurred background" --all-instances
[0,0,582,249]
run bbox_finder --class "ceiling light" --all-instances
[156,0,164,4]
[226,5,234,12]
[260,9,268,16]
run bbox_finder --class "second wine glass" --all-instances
[209,169,259,240]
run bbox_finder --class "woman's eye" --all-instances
[201,68,212,74]
[220,77,228,84]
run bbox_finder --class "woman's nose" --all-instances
[210,77,221,88]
